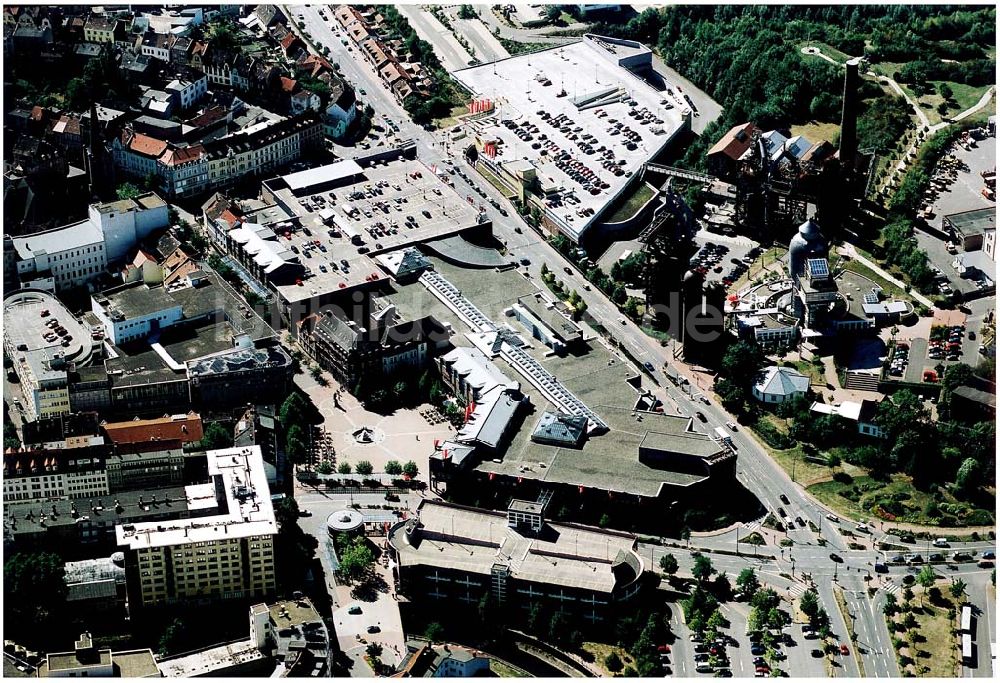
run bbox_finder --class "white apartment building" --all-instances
[11,221,108,291]
[91,281,185,345]
[116,446,277,608]
[165,73,208,110]
[2,460,110,502]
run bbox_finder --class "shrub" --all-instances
[832,471,853,484]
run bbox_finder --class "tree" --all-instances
[366,642,383,659]
[116,182,142,200]
[4,551,67,640]
[543,5,563,23]
[424,622,445,642]
[949,579,967,600]
[385,460,403,475]
[720,340,766,391]
[316,461,333,475]
[338,461,353,475]
[604,651,624,673]
[955,458,981,495]
[659,553,679,575]
[624,296,643,320]
[338,536,374,581]
[280,392,310,429]
[355,460,374,476]
[737,568,760,596]
[692,554,715,583]
[158,619,189,656]
[800,589,820,623]
[939,83,953,101]
[286,424,308,464]
[457,4,478,20]
[917,565,936,598]
[402,460,419,478]
[201,421,233,450]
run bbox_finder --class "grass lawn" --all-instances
[582,642,633,676]
[807,473,994,527]
[607,183,656,223]
[729,246,788,292]
[841,258,909,300]
[890,582,960,677]
[798,41,856,64]
[434,103,473,130]
[898,81,992,127]
[751,415,836,485]
[782,359,826,386]
[790,121,842,145]
[490,659,530,677]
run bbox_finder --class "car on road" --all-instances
[695,664,713,673]
[855,523,871,533]
[933,538,950,547]
[359,88,366,95]
[908,554,923,564]
[795,516,806,527]
[563,266,573,275]
[779,494,790,504]
[520,258,531,266]
[750,645,765,656]
[695,411,707,422]
[811,649,824,658]
[829,553,843,563]
[725,421,738,431]
[367,625,380,633]
[890,555,906,563]
[348,606,362,615]
[840,644,849,656]
[657,645,671,653]
[826,513,839,522]
[299,509,312,517]
[644,361,655,372]
[978,560,995,569]
[874,562,888,573]
[982,551,996,559]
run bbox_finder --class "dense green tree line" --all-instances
[590,6,993,170]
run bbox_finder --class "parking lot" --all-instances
[914,129,996,294]
[691,232,762,287]
[892,311,982,384]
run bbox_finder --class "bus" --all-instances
[961,633,973,665]
[960,604,972,633]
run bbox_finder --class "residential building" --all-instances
[116,446,278,608]
[323,81,357,140]
[100,412,204,447]
[165,73,209,110]
[2,444,111,502]
[83,15,122,44]
[37,633,158,678]
[752,366,811,404]
[290,90,321,115]
[389,499,646,622]
[809,399,884,438]
[138,30,172,62]
[394,642,491,678]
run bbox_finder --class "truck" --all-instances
[714,426,735,450]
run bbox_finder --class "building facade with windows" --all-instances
[388,499,645,623]
[116,446,277,608]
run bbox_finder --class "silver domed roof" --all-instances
[788,219,827,277]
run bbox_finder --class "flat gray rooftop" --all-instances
[394,259,719,496]
[266,158,488,301]
[452,37,688,239]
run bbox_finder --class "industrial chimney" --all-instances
[839,57,863,172]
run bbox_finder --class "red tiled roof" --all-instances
[161,144,205,166]
[707,122,759,161]
[101,412,204,445]
[280,76,298,93]
[280,33,299,51]
[128,132,169,158]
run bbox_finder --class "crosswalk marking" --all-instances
[882,580,902,596]
[786,583,807,599]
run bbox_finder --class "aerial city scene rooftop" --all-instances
[1,2,996,680]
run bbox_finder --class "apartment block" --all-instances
[116,446,277,608]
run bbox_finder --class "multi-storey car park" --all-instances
[451,34,691,243]
[203,154,494,329]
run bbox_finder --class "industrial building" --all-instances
[388,499,645,622]
[453,34,690,243]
